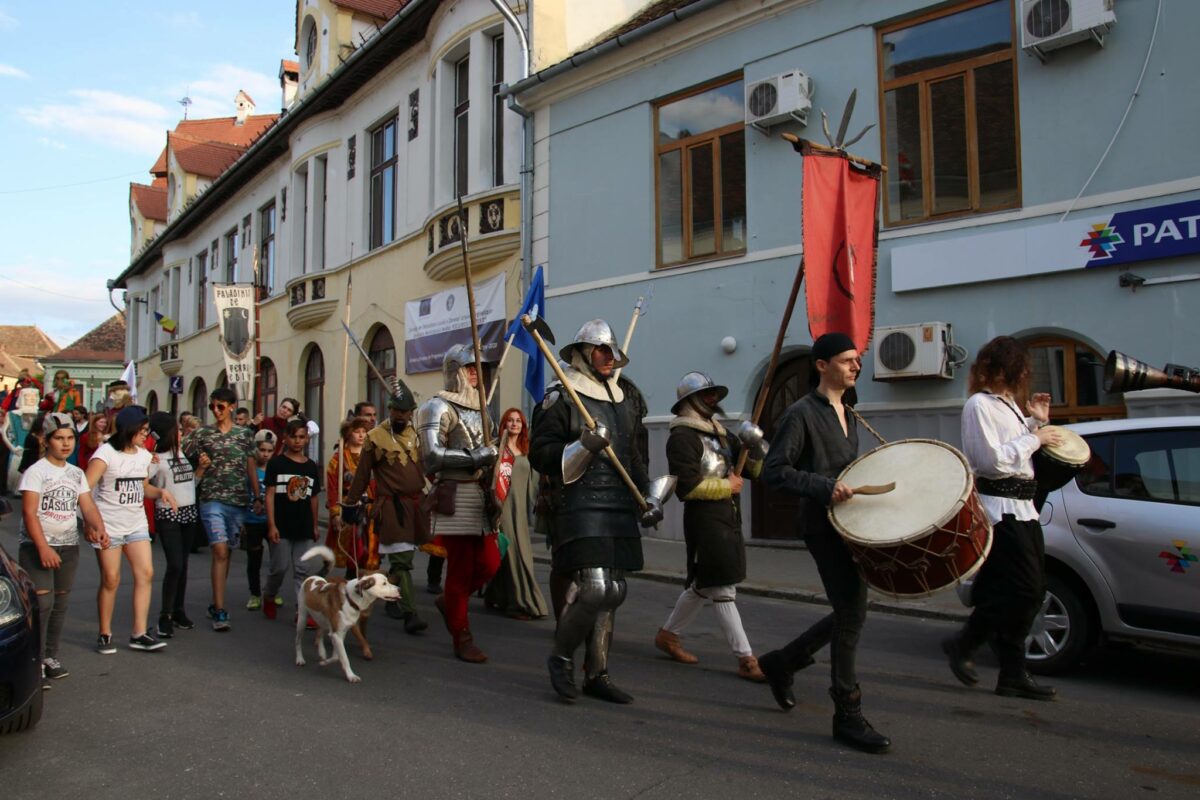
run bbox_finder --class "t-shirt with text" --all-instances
[90,443,154,537]
[265,454,321,541]
[184,424,255,507]
[149,450,197,520]
[18,458,90,547]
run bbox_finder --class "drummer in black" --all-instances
[757,332,891,754]
[942,336,1062,701]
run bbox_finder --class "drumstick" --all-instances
[851,483,896,496]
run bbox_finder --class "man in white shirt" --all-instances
[944,336,1063,701]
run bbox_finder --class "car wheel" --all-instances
[0,682,43,734]
[1025,574,1093,675]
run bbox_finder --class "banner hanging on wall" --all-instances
[212,283,256,398]
[404,272,506,373]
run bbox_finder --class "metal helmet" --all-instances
[559,319,629,369]
[671,371,728,415]
[441,344,478,391]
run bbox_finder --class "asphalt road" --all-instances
[1,531,1197,800]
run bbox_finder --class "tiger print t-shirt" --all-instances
[264,454,321,541]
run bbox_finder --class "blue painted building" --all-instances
[511,0,1200,539]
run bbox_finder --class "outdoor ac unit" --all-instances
[1021,0,1116,61]
[873,322,955,381]
[744,70,812,131]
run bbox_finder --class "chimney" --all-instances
[234,89,256,125]
[279,60,300,110]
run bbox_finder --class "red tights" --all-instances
[441,534,500,634]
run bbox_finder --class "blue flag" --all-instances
[505,265,546,402]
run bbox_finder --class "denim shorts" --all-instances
[92,530,152,551]
[199,501,245,548]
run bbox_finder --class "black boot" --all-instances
[582,671,633,704]
[403,610,428,634]
[941,633,980,687]
[384,601,405,620]
[996,669,1057,701]
[757,649,814,711]
[830,687,891,754]
[548,655,579,702]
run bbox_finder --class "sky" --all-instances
[0,1,295,350]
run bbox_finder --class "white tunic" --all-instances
[960,392,1041,524]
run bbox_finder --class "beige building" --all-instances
[112,0,529,464]
[0,325,59,394]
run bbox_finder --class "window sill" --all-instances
[655,249,747,272]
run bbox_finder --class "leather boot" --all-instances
[830,687,892,754]
[737,655,766,683]
[654,628,699,664]
[403,611,428,635]
[582,671,634,704]
[548,655,579,701]
[453,629,488,663]
[941,634,980,687]
[996,669,1057,701]
[757,649,813,711]
[384,601,405,620]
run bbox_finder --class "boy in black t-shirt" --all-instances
[264,418,323,619]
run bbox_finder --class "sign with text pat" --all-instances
[404,272,506,373]
[212,283,256,396]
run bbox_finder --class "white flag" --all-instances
[120,361,138,402]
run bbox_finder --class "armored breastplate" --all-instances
[698,432,732,479]
[445,403,484,450]
[561,393,639,514]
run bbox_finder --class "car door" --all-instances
[1061,427,1200,636]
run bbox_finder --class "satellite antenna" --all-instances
[178,91,193,119]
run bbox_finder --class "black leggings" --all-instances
[245,522,267,596]
[964,515,1046,670]
[156,516,192,615]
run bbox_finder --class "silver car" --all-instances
[963,416,1200,674]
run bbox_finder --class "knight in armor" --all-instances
[529,320,661,704]
[654,372,769,682]
[416,345,500,663]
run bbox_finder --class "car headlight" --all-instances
[0,577,26,628]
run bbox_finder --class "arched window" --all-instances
[366,326,396,415]
[305,346,325,461]
[259,357,278,419]
[146,390,159,414]
[1024,335,1125,423]
[190,377,209,424]
[751,354,813,540]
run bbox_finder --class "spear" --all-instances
[456,195,492,444]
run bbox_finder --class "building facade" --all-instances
[512,0,1200,540]
[41,313,127,412]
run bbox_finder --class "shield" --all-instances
[222,307,251,359]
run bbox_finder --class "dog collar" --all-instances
[346,590,362,612]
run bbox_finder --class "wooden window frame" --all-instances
[223,228,238,284]
[454,55,470,199]
[492,35,504,187]
[258,357,278,419]
[876,0,1023,227]
[304,346,325,460]
[1025,335,1126,423]
[195,251,207,330]
[369,116,398,249]
[653,75,747,269]
[260,202,276,293]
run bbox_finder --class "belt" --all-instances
[975,476,1037,501]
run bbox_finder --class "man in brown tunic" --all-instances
[344,379,429,634]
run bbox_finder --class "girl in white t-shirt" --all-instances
[19,413,108,682]
[85,406,177,654]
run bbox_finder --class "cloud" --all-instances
[169,64,279,119]
[37,137,66,150]
[0,10,17,30]
[0,63,29,79]
[18,89,172,155]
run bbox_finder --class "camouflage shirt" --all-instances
[184,424,255,507]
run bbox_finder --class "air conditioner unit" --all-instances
[745,70,813,132]
[873,322,955,381]
[1021,0,1116,61]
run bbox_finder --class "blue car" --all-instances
[0,539,42,734]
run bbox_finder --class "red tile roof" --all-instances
[149,114,278,179]
[151,146,168,177]
[52,313,126,363]
[130,182,167,222]
[0,325,60,359]
[331,0,407,20]
[169,132,249,179]
[281,59,299,75]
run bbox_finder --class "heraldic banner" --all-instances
[213,283,256,399]
[801,145,882,353]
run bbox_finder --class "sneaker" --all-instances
[96,634,117,655]
[156,614,175,639]
[246,595,262,611]
[212,608,231,632]
[274,595,284,606]
[207,604,217,619]
[262,599,277,620]
[41,665,51,691]
[172,610,195,630]
[43,657,69,680]
[129,632,167,651]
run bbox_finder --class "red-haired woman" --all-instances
[485,408,548,619]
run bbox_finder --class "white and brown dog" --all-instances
[295,546,401,683]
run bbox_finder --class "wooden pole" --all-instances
[456,196,492,444]
[337,272,353,510]
[733,260,805,476]
[780,133,888,172]
[252,247,262,417]
[611,295,644,384]
[485,333,516,406]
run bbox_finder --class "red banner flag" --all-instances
[801,146,881,352]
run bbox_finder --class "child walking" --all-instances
[19,413,107,682]
[264,419,323,624]
[245,429,278,616]
[147,412,197,639]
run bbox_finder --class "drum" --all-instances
[1033,426,1091,494]
[829,439,993,599]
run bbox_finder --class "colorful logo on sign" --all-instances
[1159,540,1198,573]
[1080,223,1124,259]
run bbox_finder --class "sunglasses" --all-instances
[209,402,231,411]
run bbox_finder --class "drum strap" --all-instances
[976,475,1037,500]
[846,406,887,445]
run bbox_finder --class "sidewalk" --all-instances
[533,535,970,622]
